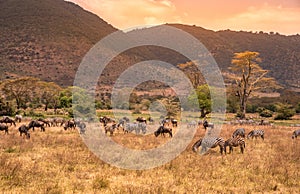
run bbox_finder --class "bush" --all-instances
[259,109,273,117]
[296,103,300,113]
[274,103,295,120]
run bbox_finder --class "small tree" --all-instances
[274,103,295,120]
[229,51,279,119]
[188,84,211,118]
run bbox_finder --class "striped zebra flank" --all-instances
[247,130,265,140]
[225,136,245,154]
[198,137,225,155]
[292,129,300,139]
[232,128,245,138]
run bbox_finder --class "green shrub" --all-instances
[259,109,273,117]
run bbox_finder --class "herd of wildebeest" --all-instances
[0,114,299,155]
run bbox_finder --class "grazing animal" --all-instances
[193,137,225,154]
[136,117,147,124]
[77,122,86,134]
[171,119,178,127]
[203,120,214,130]
[0,116,16,126]
[188,120,197,128]
[292,129,300,139]
[148,117,154,124]
[232,128,245,138]
[37,118,51,127]
[15,114,22,122]
[224,136,245,154]
[192,138,203,152]
[124,123,146,134]
[0,123,9,134]
[18,125,30,139]
[28,120,45,132]
[154,126,172,137]
[247,130,264,140]
[63,120,76,130]
[99,116,114,127]
[53,117,65,127]
[104,123,117,135]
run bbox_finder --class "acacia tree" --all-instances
[0,77,39,109]
[188,84,211,118]
[229,51,279,119]
[37,81,62,111]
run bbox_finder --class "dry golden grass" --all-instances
[0,121,299,193]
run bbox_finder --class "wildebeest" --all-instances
[224,136,245,154]
[53,117,65,127]
[154,126,172,137]
[99,116,114,127]
[203,120,214,130]
[136,117,147,124]
[63,119,76,130]
[18,124,30,139]
[0,116,16,126]
[15,114,22,123]
[0,123,9,134]
[104,123,117,135]
[28,120,45,132]
[37,118,51,127]
[148,117,154,124]
[292,129,300,139]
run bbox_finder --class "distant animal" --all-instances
[63,120,76,130]
[37,118,51,127]
[171,119,178,127]
[148,117,154,124]
[203,120,214,130]
[99,116,114,127]
[28,120,45,132]
[224,136,245,154]
[292,129,300,139]
[18,124,30,139]
[188,120,197,128]
[0,116,16,126]
[53,117,65,127]
[15,114,22,122]
[247,130,264,140]
[232,128,245,138]
[77,122,86,134]
[154,126,172,137]
[104,123,117,135]
[0,123,9,134]
[136,117,147,124]
[124,122,146,134]
[193,137,225,154]
[259,120,271,126]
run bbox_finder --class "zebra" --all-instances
[124,123,146,134]
[193,137,225,154]
[232,128,245,138]
[77,122,86,134]
[247,130,264,140]
[224,136,245,154]
[292,129,300,139]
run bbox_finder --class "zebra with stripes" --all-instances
[224,136,245,154]
[192,137,225,154]
[232,128,245,138]
[292,129,300,139]
[247,129,264,140]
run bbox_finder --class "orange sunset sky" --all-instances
[68,0,300,35]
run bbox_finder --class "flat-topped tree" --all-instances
[229,51,279,119]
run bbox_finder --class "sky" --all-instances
[68,0,300,35]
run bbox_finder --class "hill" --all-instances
[0,0,117,86]
[0,0,299,92]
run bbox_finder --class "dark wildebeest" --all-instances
[53,117,65,127]
[15,114,22,123]
[203,120,214,130]
[104,123,117,136]
[63,120,76,130]
[99,116,114,127]
[0,123,9,134]
[136,117,147,124]
[18,124,30,139]
[292,129,300,139]
[37,118,51,127]
[28,120,45,132]
[0,116,16,127]
[154,126,172,137]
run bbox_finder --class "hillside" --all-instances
[0,0,117,86]
[0,0,299,92]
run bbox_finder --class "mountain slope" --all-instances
[0,0,117,86]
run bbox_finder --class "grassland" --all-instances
[0,117,299,193]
